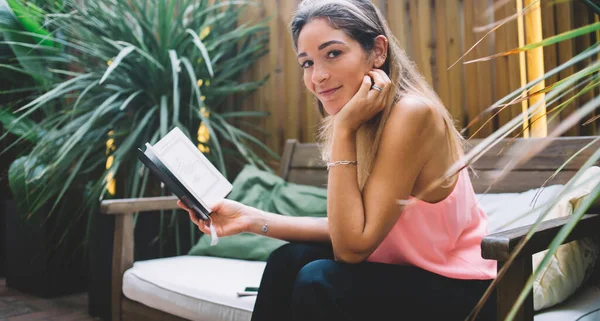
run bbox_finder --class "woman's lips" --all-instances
[319,86,342,97]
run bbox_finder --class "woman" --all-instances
[179,0,497,320]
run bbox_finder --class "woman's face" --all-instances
[296,18,374,115]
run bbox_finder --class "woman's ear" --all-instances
[373,35,388,68]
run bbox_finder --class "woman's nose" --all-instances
[311,65,329,84]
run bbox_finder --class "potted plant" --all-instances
[0,0,276,309]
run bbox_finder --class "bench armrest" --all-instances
[100,195,180,321]
[482,213,600,261]
[100,195,179,215]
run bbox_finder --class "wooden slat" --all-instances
[473,0,495,136]
[306,97,321,143]
[444,0,465,128]
[505,0,524,137]
[122,298,189,321]
[264,0,285,153]
[278,139,297,180]
[281,0,302,148]
[574,7,596,136]
[409,0,434,86]
[555,1,578,137]
[496,258,534,321]
[462,0,485,138]
[372,0,387,17]
[494,2,515,130]
[433,0,450,108]
[289,143,325,168]
[469,137,600,171]
[470,170,578,194]
[287,169,328,187]
[112,214,134,321]
[241,1,271,164]
[524,0,548,138]
[541,1,559,134]
[101,196,179,215]
[285,137,600,193]
[386,0,410,54]
[482,213,600,261]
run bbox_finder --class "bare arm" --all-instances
[328,98,434,263]
[181,199,330,243]
[246,209,330,243]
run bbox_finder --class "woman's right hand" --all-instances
[177,199,254,237]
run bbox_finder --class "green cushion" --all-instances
[187,165,327,261]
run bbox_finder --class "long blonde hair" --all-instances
[291,0,466,190]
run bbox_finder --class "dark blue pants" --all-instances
[251,242,496,321]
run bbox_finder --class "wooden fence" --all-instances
[237,0,599,157]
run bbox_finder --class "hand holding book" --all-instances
[177,199,253,238]
[138,127,234,245]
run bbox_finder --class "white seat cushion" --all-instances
[123,256,266,321]
[534,284,600,321]
[476,184,565,233]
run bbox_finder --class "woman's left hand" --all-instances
[334,69,393,133]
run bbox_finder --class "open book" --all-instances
[138,127,232,222]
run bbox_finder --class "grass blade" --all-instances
[99,46,135,84]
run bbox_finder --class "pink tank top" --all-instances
[367,169,497,280]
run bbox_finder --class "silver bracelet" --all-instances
[326,160,359,170]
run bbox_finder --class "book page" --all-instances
[159,140,219,199]
[152,127,232,210]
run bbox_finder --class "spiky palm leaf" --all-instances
[444,1,600,320]
[0,0,275,252]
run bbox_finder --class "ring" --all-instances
[371,85,383,92]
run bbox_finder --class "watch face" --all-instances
[261,224,268,233]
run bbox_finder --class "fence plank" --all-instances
[555,1,578,136]
[280,0,302,150]
[236,1,272,166]
[541,1,558,134]
[409,0,434,86]
[235,0,592,154]
[473,0,494,137]
[504,0,524,137]
[386,0,410,54]
[444,0,465,130]
[463,0,486,138]
[434,0,450,109]
[372,0,387,17]
[262,0,285,156]
[573,7,596,136]
[494,1,513,131]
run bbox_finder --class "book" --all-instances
[138,127,232,222]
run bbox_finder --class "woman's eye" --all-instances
[300,60,313,69]
[327,50,341,58]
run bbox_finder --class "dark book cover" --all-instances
[138,146,211,221]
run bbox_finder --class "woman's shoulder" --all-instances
[394,94,436,114]
[380,94,447,157]
[388,94,445,136]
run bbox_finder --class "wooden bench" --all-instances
[100,136,600,321]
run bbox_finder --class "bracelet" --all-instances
[327,160,359,170]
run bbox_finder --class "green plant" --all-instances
[0,0,58,200]
[0,0,276,252]
[454,1,600,320]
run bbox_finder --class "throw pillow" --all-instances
[188,165,327,261]
[478,166,600,311]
